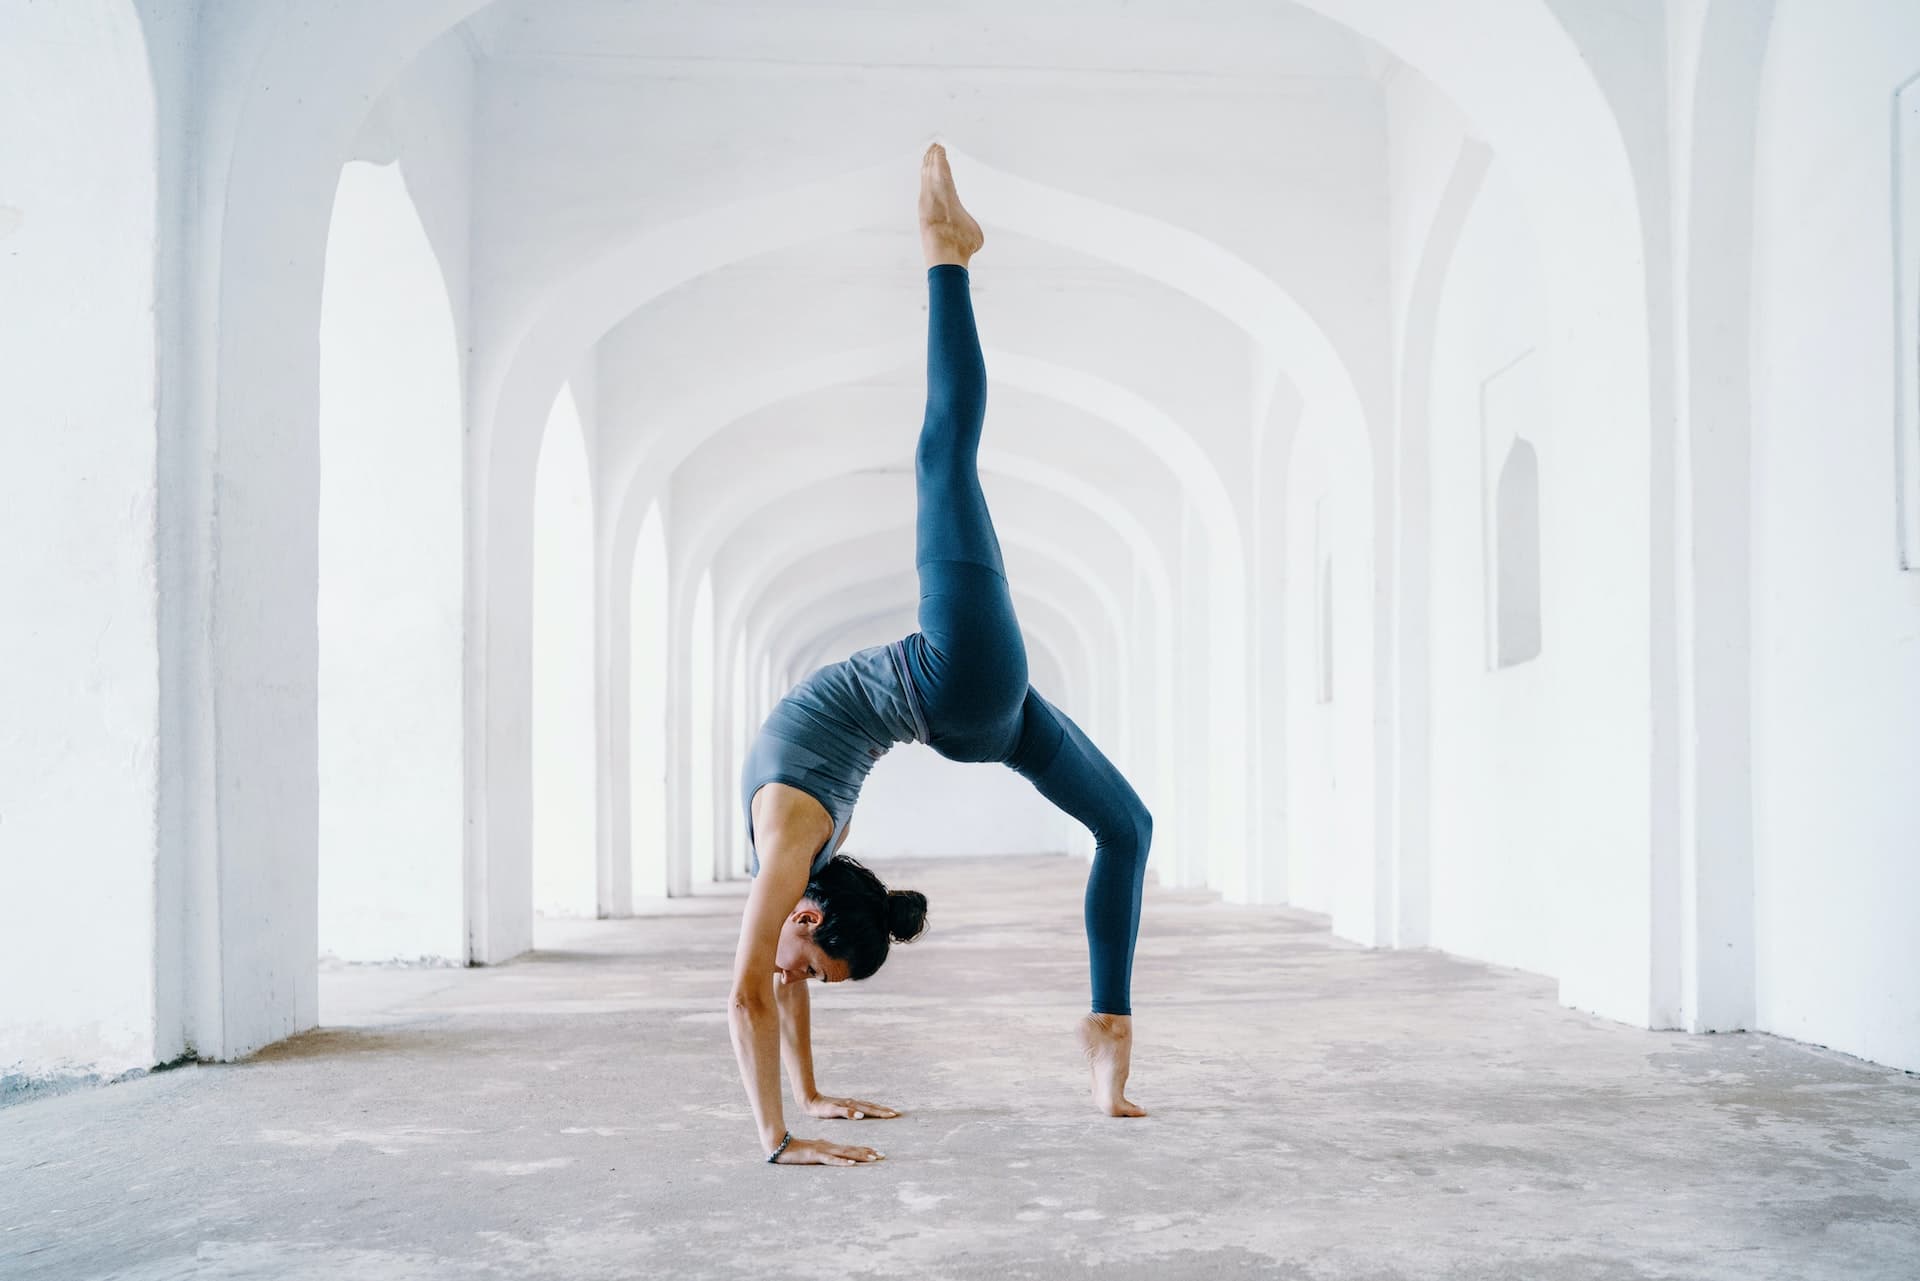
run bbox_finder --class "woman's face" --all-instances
[775,903,852,985]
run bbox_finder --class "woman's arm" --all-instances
[774,969,821,1104]
[776,974,902,1122]
[726,869,797,1157]
[727,786,883,1166]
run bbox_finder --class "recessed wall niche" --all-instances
[1480,350,1545,669]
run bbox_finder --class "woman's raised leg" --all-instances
[908,146,1027,755]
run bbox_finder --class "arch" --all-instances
[631,344,1231,638]
[532,384,596,917]
[488,153,1360,923]
[317,159,465,962]
[166,0,497,1057]
[605,341,1242,900]
[499,148,1367,524]
[454,18,1649,929]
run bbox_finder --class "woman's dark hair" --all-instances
[808,854,929,981]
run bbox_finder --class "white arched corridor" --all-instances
[5,2,1920,1276]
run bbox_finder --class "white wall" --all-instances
[1423,161,1561,979]
[0,1,161,1087]
[1750,0,1920,1072]
[1283,416,1375,938]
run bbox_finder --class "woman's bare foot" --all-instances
[920,142,984,269]
[1078,1013,1147,1117]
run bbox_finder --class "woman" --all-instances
[728,144,1153,1167]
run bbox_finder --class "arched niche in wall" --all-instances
[317,159,464,963]
[629,501,669,899]
[532,383,596,918]
[1494,438,1543,668]
[1480,350,1546,672]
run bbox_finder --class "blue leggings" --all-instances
[899,264,1153,1017]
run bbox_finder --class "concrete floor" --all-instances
[5,854,1919,1281]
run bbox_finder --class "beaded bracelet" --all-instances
[767,1130,792,1163]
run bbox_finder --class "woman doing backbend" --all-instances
[727,144,1153,1167]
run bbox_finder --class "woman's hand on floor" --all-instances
[771,1136,886,1166]
[803,1093,900,1121]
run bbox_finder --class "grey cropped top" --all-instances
[740,638,929,877]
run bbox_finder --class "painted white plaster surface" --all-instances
[1424,162,1562,982]
[1284,416,1375,942]
[1750,0,1920,1071]
[0,2,161,1084]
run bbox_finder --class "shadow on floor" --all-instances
[244,1025,485,1064]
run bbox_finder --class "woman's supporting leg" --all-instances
[1006,687,1153,1017]
[1006,685,1151,1117]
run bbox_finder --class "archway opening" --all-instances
[532,384,596,918]
[317,160,463,964]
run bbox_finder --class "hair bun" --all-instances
[885,889,929,943]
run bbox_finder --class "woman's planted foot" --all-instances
[920,142,984,269]
[1078,1012,1147,1118]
